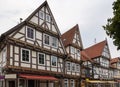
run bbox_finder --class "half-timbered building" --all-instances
[0,1,66,87]
[83,40,115,87]
[61,25,83,87]
[111,57,120,87]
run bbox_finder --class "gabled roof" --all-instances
[81,50,92,62]
[84,40,107,59]
[81,50,97,63]
[110,57,120,64]
[0,1,61,39]
[61,24,83,47]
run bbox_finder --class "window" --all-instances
[51,37,58,47]
[72,63,75,72]
[38,53,45,65]
[77,50,80,57]
[71,46,75,54]
[44,34,58,48]
[71,80,74,87]
[64,79,68,87]
[51,56,57,66]
[40,11,44,19]
[2,48,6,62]
[44,34,50,45]
[26,27,35,40]
[46,14,51,22]
[76,64,80,72]
[67,62,71,71]
[21,48,30,62]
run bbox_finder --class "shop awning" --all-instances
[0,75,4,79]
[88,80,105,83]
[87,80,116,84]
[19,74,58,81]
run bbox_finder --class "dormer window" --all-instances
[26,27,35,40]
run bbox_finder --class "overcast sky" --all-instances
[0,0,119,58]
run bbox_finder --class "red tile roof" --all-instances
[81,50,93,62]
[110,57,120,64]
[84,40,107,59]
[61,24,79,47]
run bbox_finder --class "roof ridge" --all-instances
[85,40,106,50]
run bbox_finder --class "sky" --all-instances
[0,0,119,58]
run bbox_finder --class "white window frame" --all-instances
[71,46,75,54]
[46,14,51,22]
[64,79,68,87]
[71,79,75,87]
[76,64,80,72]
[21,48,30,63]
[39,11,44,19]
[38,53,45,65]
[2,48,6,63]
[26,26,35,40]
[77,49,80,57]
[43,34,50,46]
[51,37,58,48]
[43,34,58,48]
[72,63,75,72]
[66,62,71,71]
[51,56,57,67]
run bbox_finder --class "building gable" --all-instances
[27,1,59,35]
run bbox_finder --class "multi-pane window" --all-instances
[51,56,57,66]
[26,27,34,40]
[71,80,74,87]
[51,37,58,48]
[21,49,30,62]
[76,64,80,72]
[67,62,71,71]
[77,50,80,57]
[44,34,58,48]
[2,48,6,62]
[64,79,68,87]
[40,11,44,19]
[44,34,50,45]
[71,46,75,54]
[38,53,45,65]
[72,63,75,72]
[102,45,110,58]
[46,14,51,22]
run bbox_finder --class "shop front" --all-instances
[86,80,117,87]
[4,74,61,87]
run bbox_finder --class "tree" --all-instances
[103,0,120,50]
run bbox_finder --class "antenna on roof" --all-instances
[94,38,96,44]
[20,18,23,23]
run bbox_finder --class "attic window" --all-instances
[46,14,51,22]
[40,11,44,19]
[26,27,35,40]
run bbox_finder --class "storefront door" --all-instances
[8,81,15,87]
[28,80,34,87]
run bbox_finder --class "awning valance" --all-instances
[87,80,116,84]
[19,74,58,81]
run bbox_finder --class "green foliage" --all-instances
[103,0,120,50]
